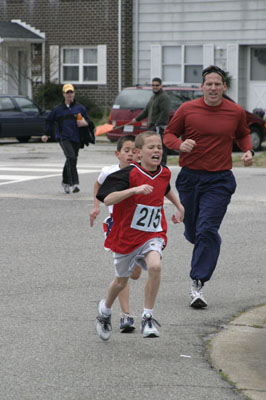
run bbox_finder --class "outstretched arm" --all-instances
[89,181,101,227]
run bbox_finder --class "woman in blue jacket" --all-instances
[44,84,89,194]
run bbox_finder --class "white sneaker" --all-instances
[190,280,208,308]
[96,300,112,341]
[120,314,135,333]
[62,182,70,194]
[140,314,160,338]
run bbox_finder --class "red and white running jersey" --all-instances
[96,162,171,254]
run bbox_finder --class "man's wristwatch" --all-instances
[249,149,255,157]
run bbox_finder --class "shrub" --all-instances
[75,95,103,119]
[34,83,104,119]
[34,82,62,110]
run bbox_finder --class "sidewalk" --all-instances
[95,134,111,143]
[210,305,266,400]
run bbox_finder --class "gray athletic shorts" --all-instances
[112,237,165,278]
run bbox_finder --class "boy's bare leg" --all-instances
[118,266,142,313]
[96,277,129,341]
[144,251,161,309]
[130,265,142,280]
[118,282,130,314]
[105,277,129,309]
[118,280,136,333]
[140,251,161,338]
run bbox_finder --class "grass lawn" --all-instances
[167,150,266,167]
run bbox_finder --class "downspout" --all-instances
[134,0,139,84]
[118,0,122,92]
[42,41,45,84]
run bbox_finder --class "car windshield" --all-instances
[167,90,203,109]
[14,97,39,113]
[113,89,153,109]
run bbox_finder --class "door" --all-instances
[18,50,27,96]
[7,48,28,95]
[246,47,266,112]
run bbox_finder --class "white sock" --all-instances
[101,301,112,316]
[122,312,130,318]
[142,308,153,318]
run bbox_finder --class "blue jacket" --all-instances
[45,100,89,142]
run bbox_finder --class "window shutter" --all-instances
[203,44,214,68]
[227,44,239,101]
[150,45,162,81]
[0,47,4,93]
[227,44,238,78]
[49,45,59,83]
[97,45,107,85]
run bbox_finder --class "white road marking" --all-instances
[0,167,99,173]
[0,163,102,186]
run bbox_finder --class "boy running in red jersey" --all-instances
[90,135,141,333]
[95,131,184,340]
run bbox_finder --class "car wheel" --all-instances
[250,126,262,151]
[16,136,31,143]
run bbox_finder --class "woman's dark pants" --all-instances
[59,140,80,186]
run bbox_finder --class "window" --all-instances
[83,48,97,81]
[61,45,106,85]
[162,46,181,82]
[14,97,39,113]
[167,89,203,109]
[184,46,203,83]
[0,97,15,112]
[113,89,153,109]
[250,47,266,81]
[160,45,203,84]
[63,49,79,81]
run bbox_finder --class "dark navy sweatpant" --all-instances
[176,167,237,284]
[59,139,80,186]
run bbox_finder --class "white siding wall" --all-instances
[133,0,266,90]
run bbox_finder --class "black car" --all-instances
[0,95,52,143]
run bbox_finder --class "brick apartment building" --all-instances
[0,0,133,108]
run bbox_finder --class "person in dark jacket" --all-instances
[130,77,170,165]
[43,84,89,193]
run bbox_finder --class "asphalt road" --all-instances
[0,139,265,400]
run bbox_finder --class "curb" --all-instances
[210,304,266,400]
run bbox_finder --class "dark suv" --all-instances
[108,86,266,151]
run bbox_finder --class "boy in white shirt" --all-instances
[90,135,141,333]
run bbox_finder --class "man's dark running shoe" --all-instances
[96,300,112,341]
[72,185,80,193]
[140,313,160,338]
